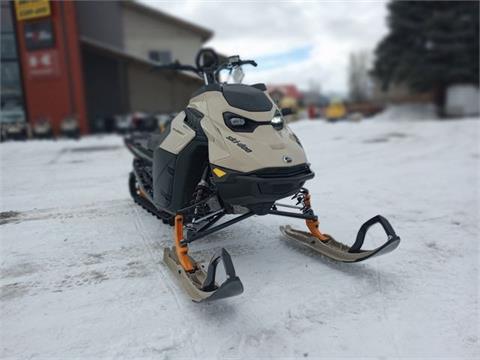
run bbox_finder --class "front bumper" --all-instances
[212,163,314,214]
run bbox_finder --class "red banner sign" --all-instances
[26,49,60,78]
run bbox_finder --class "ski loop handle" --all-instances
[349,215,399,253]
[201,248,238,292]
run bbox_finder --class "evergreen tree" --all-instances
[372,1,479,115]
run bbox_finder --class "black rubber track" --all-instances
[129,172,174,226]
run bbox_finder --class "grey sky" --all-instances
[139,0,389,94]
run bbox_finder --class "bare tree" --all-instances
[308,79,321,94]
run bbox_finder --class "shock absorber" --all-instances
[192,166,211,218]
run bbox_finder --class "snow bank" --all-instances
[446,84,480,117]
[372,103,438,121]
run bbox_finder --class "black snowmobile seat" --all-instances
[251,83,267,91]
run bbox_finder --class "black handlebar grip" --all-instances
[236,60,257,67]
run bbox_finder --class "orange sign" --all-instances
[15,0,50,21]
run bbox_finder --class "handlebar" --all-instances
[150,50,257,85]
[238,60,258,67]
[153,59,256,74]
[151,61,199,75]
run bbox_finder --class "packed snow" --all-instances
[1,115,479,358]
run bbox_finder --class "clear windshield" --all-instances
[219,66,245,84]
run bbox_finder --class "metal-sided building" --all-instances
[1,0,212,135]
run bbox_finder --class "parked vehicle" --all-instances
[155,112,176,133]
[1,105,28,141]
[346,102,384,118]
[32,117,53,139]
[60,115,80,139]
[114,114,132,134]
[125,49,400,302]
[129,112,157,132]
[325,100,347,121]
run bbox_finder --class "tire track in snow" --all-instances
[131,206,198,358]
[372,257,401,356]
[131,206,181,307]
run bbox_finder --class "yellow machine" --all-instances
[325,100,347,121]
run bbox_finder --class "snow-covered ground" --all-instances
[1,117,479,359]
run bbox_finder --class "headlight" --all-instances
[271,112,284,130]
[227,117,246,127]
[223,112,269,132]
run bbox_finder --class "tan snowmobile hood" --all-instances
[188,86,308,173]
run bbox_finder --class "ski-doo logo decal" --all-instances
[226,136,252,153]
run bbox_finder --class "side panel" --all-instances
[159,112,195,154]
[153,140,208,212]
[152,147,176,210]
[153,111,208,213]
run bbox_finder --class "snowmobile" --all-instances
[125,49,400,302]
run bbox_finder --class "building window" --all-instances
[1,62,22,93]
[24,19,55,51]
[1,2,25,118]
[148,50,171,64]
[1,33,17,59]
[1,3,13,33]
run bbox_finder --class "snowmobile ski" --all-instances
[280,215,400,263]
[163,247,243,302]
[163,214,243,302]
